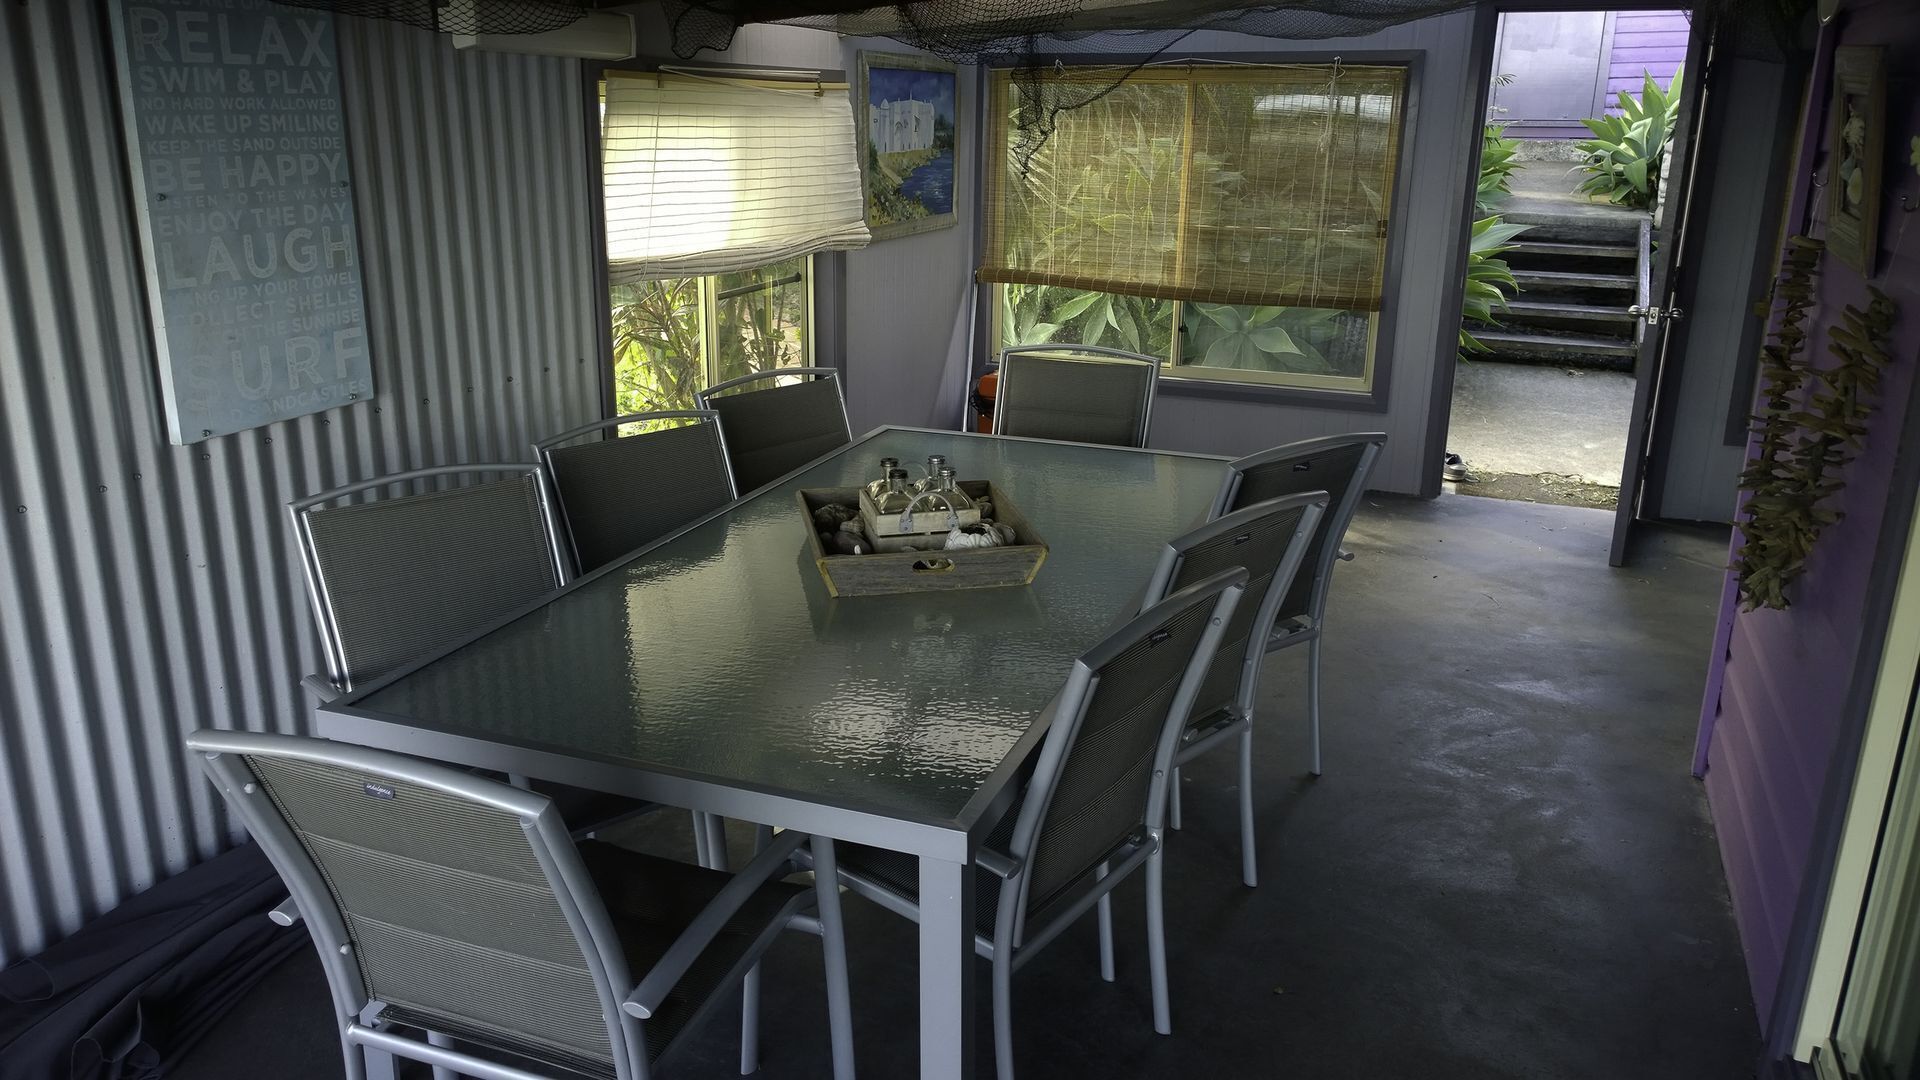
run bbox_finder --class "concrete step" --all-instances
[1514,268,1638,294]
[1504,299,1638,324]
[1474,329,1638,364]
[1506,240,1637,260]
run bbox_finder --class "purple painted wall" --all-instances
[1490,9,1689,139]
[1696,0,1920,1032]
[1605,11,1688,103]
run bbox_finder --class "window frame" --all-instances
[975,50,1424,413]
[583,60,849,422]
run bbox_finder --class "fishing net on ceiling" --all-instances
[679,0,1806,166]
[269,0,594,35]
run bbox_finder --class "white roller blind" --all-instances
[603,73,870,283]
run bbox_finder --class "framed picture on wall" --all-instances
[1827,46,1886,276]
[855,52,959,241]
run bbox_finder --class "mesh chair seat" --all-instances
[993,349,1157,448]
[542,416,735,575]
[700,374,852,494]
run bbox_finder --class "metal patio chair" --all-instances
[1139,492,1329,888]
[813,568,1248,1079]
[695,368,852,495]
[1208,432,1387,776]
[991,345,1159,448]
[186,730,855,1080]
[287,466,681,854]
[534,411,738,579]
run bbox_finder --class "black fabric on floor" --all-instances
[0,842,303,1080]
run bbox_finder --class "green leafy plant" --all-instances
[1458,215,1530,358]
[1477,123,1522,213]
[1734,236,1900,611]
[1188,304,1342,372]
[611,279,704,414]
[1000,283,1176,357]
[1572,64,1684,209]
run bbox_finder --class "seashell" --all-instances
[973,498,993,520]
[989,522,1018,546]
[838,518,867,541]
[812,502,857,529]
[945,523,1003,550]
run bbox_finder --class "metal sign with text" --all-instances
[110,0,372,444]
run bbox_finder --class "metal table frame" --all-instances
[315,426,1229,1078]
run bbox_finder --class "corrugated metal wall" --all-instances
[0,4,600,967]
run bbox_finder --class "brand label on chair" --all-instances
[109,0,373,444]
[361,782,395,800]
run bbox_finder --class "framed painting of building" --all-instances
[855,52,959,240]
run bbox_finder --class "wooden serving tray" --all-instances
[797,482,1049,597]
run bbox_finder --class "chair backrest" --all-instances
[992,345,1159,448]
[289,466,562,694]
[1141,493,1328,723]
[695,368,852,494]
[1003,567,1246,939]
[186,729,646,1080]
[535,410,738,578]
[1210,433,1385,625]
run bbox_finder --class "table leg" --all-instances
[918,854,976,1079]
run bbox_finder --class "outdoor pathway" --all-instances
[1447,358,1635,504]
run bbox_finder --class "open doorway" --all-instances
[1445,8,1688,509]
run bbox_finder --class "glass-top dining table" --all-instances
[316,425,1229,1078]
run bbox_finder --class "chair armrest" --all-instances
[622,828,809,1020]
[269,896,302,926]
[974,847,1023,880]
[301,673,343,703]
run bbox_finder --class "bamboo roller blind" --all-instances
[980,64,1407,311]
[603,72,870,284]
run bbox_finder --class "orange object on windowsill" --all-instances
[971,370,997,433]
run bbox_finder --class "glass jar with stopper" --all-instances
[865,457,901,502]
[913,454,949,496]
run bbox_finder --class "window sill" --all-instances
[1155,373,1388,412]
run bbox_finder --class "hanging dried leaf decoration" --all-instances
[1733,235,1899,611]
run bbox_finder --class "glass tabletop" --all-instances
[341,428,1227,831]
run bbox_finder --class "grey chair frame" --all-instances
[1207,432,1386,776]
[1139,492,1329,887]
[532,410,738,583]
[819,569,1247,1080]
[289,465,567,699]
[186,729,855,1080]
[991,344,1160,448]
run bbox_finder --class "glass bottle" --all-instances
[871,468,916,515]
[914,454,949,495]
[865,457,900,502]
[933,467,974,512]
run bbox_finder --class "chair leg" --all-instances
[1094,860,1115,982]
[1146,841,1171,1036]
[427,1031,458,1080]
[991,949,1016,1080]
[741,962,762,1074]
[1307,636,1324,777]
[1168,767,1183,830]
[360,1042,398,1080]
[810,837,857,1080]
[341,1027,368,1080]
[1239,728,1257,889]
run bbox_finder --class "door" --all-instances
[1610,15,1714,566]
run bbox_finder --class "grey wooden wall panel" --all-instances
[0,4,599,966]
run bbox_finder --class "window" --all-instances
[599,70,866,415]
[982,64,1407,394]
[610,257,813,415]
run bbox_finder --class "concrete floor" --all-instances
[1448,360,1635,487]
[176,496,1757,1080]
